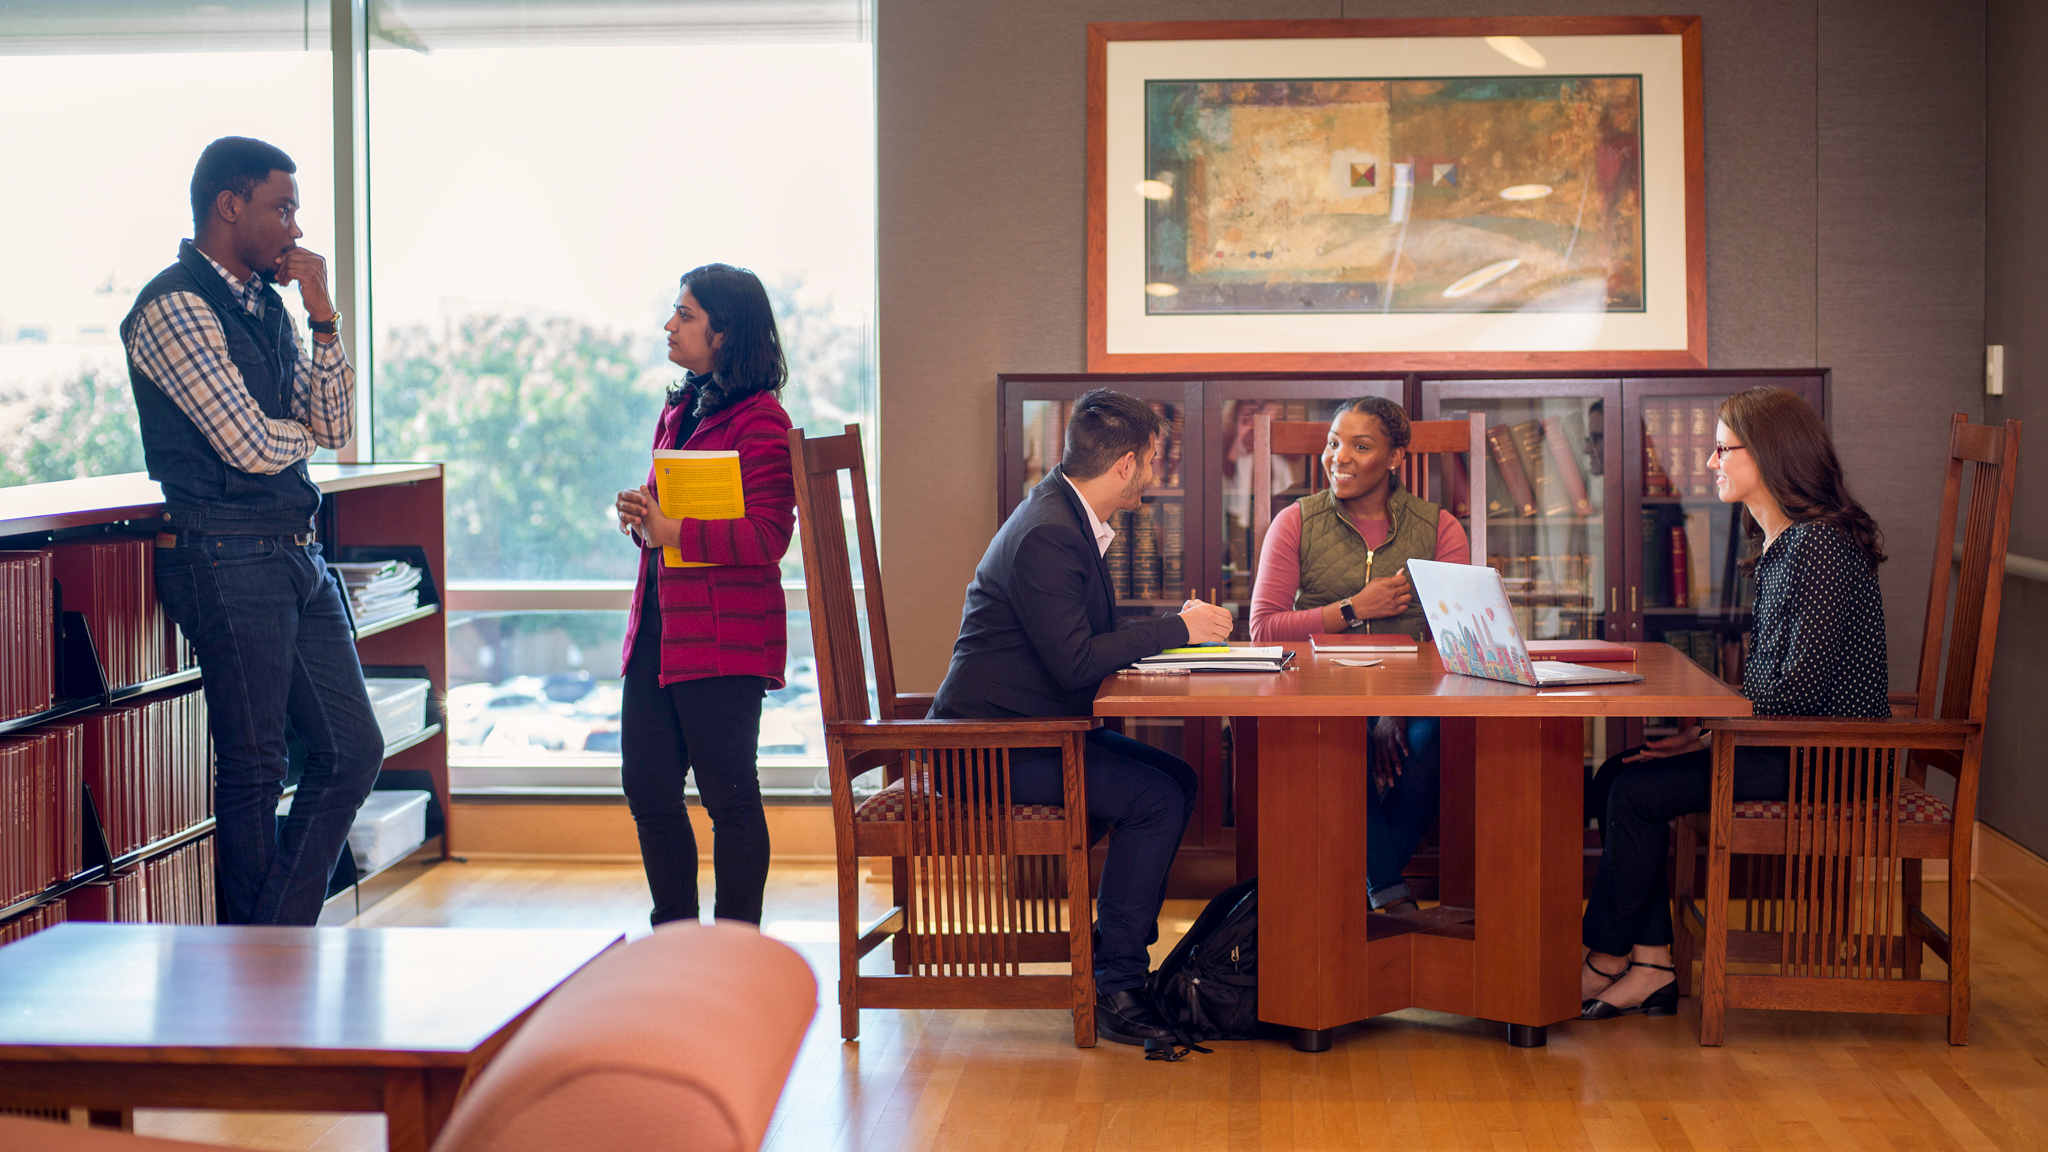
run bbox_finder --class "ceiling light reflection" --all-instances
[1500,184,1554,201]
[1145,283,1180,297]
[1442,258,1522,299]
[1485,36,1546,68]
[1136,180,1174,200]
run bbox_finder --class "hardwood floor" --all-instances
[121,861,2048,1150]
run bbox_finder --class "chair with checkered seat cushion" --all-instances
[1674,414,2021,1047]
[789,425,1100,1048]
[854,776,1066,824]
[1728,775,1954,825]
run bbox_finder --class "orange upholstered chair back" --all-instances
[430,923,816,1152]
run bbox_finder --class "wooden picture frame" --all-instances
[1085,17,1706,373]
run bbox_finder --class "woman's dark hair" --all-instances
[190,136,296,232]
[1719,386,1885,571]
[1331,395,1411,488]
[1064,388,1168,480]
[669,263,787,416]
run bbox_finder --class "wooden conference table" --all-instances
[1095,642,1749,1050]
[0,924,622,1149]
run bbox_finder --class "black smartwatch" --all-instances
[1338,597,1360,627]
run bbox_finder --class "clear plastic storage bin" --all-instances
[348,790,430,873]
[365,677,430,748]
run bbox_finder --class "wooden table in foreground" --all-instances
[1096,643,1750,1051]
[0,924,622,1149]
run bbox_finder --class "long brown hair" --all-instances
[1719,386,1885,571]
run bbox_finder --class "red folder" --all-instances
[1525,639,1638,662]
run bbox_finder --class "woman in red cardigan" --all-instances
[613,264,796,927]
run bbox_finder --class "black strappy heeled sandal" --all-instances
[1578,961,1679,1020]
[1584,953,1629,986]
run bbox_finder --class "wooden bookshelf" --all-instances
[0,463,450,932]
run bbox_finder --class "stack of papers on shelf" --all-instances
[1309,633,1420,653]
[1135,645,1294,673]
[331,560,424,627]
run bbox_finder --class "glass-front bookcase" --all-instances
[1421,380,1623,644]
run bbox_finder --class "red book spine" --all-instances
[1440,450,1471,518]
[1484,425,1538,517]
[1668,526,1691,609]
[1540,416,1593,516]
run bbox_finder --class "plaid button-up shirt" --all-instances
[124,247,354,474]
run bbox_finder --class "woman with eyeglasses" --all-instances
[613,264,796,927]
[1578,386,1889,1019]
[1247,396,1470,915]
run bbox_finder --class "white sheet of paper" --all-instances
[1333,658,1383,667]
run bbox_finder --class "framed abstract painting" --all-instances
[1085,17,1704,372]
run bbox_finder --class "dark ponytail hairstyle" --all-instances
[668,263,787,416]
[1719,386,1886,572]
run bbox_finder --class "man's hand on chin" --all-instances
[274,248,336,331]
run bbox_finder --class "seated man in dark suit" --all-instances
[930,388,1233,1046]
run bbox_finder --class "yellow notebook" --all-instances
[652,449,745,568]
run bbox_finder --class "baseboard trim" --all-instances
[459,851,836,865]
[1976,821,2048,935]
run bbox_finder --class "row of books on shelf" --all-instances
[1660,628,1747,685]
[83,688,212,859]
[1,552,54,723]
[0,687,212,910]
[1105,501,1186,601]
[1482,414,1594,520]
[1643,397,1720,499]
[1023,400,1191,490]
[0,536,193,722]
[0,723,82,908]
[0,838,219,942]
[68,838,217,925]
[1640,504,1753,611]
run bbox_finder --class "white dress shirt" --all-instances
[1063,473,1116,557]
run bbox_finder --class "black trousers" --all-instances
[620,636,771,927]
[1008,728,1198,996]
[1581,743,1790,956]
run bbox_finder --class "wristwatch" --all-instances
[1338,597,1360,628]
[308,311,342,335]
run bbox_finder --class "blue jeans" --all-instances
[1365,716,1442,908]
[1009,728,1197,996]
[154,535,383,925]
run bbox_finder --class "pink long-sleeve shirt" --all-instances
[1247,502,1470,642]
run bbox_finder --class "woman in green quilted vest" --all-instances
[1248,397,1471,914]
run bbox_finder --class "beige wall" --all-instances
[876,0,1987,697]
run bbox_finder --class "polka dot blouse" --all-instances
[1742,519,1890,718]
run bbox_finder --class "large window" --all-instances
[0,1,878,787]
[0,2,335,486]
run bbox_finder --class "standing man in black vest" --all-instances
[930,388,1234,1046]
[122,136,382,925]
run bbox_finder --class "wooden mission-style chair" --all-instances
[1674,413,2022,1045]
[786,424,1101,1047]
[1249,411,1489,583]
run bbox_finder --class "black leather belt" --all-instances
[155,530,315,548]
